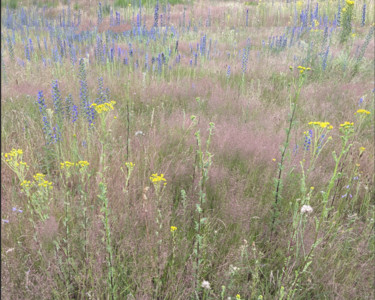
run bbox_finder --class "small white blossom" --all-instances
[229,264,240,274]
[201,280,211,290]
[135,131,145,136]
[301,205,313,214]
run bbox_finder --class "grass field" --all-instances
[1,0,374,299]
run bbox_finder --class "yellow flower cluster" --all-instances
[346,0,354,6]
[90,101,116,114]
[3,148,23,162]
[20,180,32,188]
[33,173,53,189]
[33,173,46,181]
[125,162,135,169]
[150,173,167,186]
[60,161,76,169]
[150,173,167,183]
[170,226,177,232]
[355,109,371,115]
[77,161,90,168]
[297,66,311,74]
[308,121,333,129]
[339,121,354,129]
[60,161,90,169]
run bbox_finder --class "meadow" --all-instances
[1,0,374,299]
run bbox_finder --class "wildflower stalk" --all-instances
[271,68,307,238]
[323,126,353,219]
[149,173,167,297]
[193,122,214,296]
[125,81,131,160]
[122,162,135,192]
[98,182,116,299]
[278,160,313,297]
[328,151,350,215]
[250,242,261,300]
[56,162,77,295]
[339,0,355,44]
[75,161,91,294]
[126,100,130,160]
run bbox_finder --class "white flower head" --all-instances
[201,280,211,290]
[301,205,313,215]
[135,130,145,136]
[229,264,240,274]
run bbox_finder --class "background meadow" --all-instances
[1,0,374,299]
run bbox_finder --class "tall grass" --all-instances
[1,0,374,299]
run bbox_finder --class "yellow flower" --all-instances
[61,161,75,169]
[272,158,276,162]
[310,186,314,190]
[359,147,366,156]
[355,109,370,115]
[33,173,46,181]
[33,173,53,190]
[150,173,167,187]
[308,121,333,129]
[91,101,116,114]
[150,173,167,183]
[236,295,241,300]
[20,180,32,188]
[125,162,135,170]
[170,226,177,232]
[3,149,23,160]
[346,0,354,6]
[297,66,311,72]
[77,161,90,168]
[339,121,354,128]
